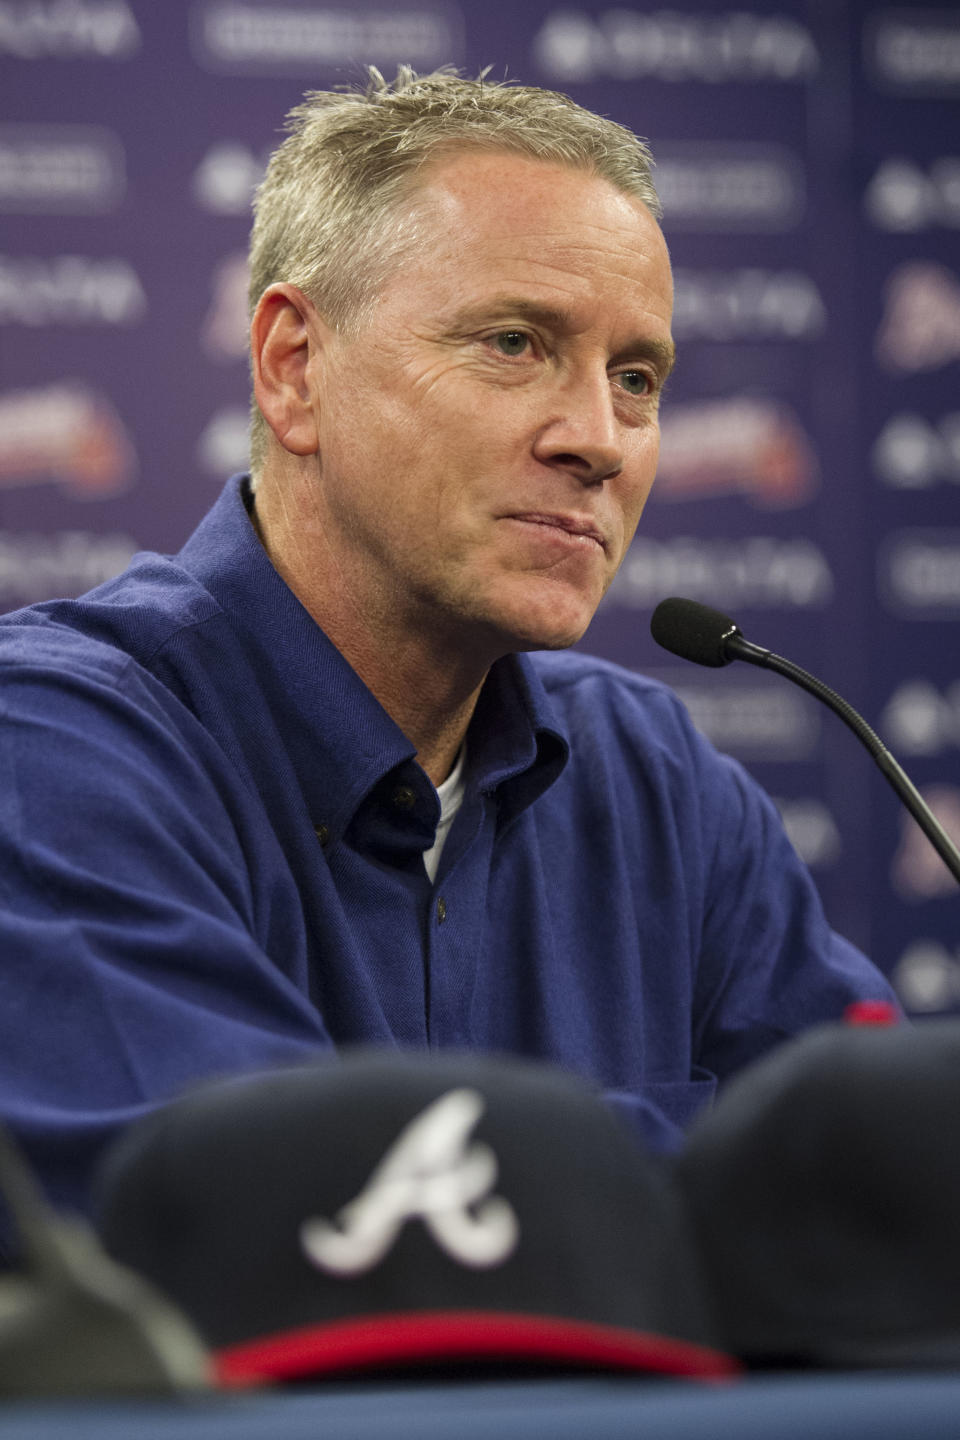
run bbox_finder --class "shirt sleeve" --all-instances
[0,648,329,1248]
[686,728,902,1083]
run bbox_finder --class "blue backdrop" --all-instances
[2,0,959,1010]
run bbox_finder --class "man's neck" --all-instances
[251,476,489,786]
[335,613,485,783]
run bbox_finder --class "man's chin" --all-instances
[445,574,601,658]
[492,605,594,655]
[511,626,586,654]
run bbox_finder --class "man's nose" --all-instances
[532,373,624,484]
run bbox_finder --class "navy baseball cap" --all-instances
[93,1050,737,1386]
[676,1019,960,1369]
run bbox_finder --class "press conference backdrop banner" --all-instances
[2,0,959,1010]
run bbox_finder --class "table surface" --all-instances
[2,1371,960,1440]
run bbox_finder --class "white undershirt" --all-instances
[422,744,467,884]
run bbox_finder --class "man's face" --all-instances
[303,148,674,658]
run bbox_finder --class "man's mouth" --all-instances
[506,512,607,550]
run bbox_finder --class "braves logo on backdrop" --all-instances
[202,252,250,361]
[875,263,960,372]
[892,786,960,902]
[301,1089,519,1276]
[655,397,819,509]
[0,381,136,496]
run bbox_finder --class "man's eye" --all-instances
[616,370,651,397]
[493,331,530,357]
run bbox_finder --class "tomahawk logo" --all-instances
[301,1088,519,1275]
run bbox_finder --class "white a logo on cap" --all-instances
[301,1088,520,1276]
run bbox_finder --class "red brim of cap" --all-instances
[214,1310,740,1387]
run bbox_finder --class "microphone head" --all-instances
[650,598,741,668]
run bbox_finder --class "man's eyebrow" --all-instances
[449,296,573,333]
[449,296,676,378]
[612,336,676,381]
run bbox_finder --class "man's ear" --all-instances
[251,283,329,457]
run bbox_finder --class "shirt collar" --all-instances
[177,475,569,838]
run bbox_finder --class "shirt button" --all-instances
[314,823,331,846]
[392,785,417,810]
[436,896,447,923]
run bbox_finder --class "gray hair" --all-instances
[248,66,661,474]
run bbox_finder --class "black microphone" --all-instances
[650,596,960,888]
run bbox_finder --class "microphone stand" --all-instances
[724,631,960,888]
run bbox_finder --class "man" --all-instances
[0,69,895,1243]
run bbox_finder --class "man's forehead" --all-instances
[412,146,659,241]
[373,148,674,348]
[414,156,667,276]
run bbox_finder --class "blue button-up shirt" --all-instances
[0,475,895,1240]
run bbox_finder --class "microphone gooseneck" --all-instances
[650,597,960,888]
